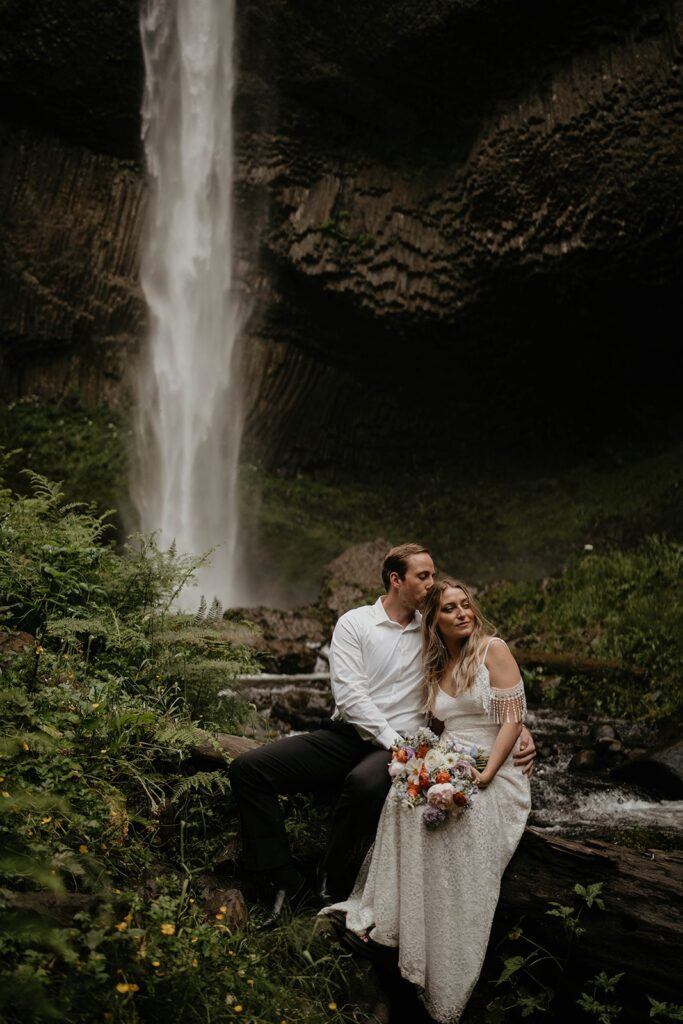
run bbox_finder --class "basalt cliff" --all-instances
[1,0,682,469]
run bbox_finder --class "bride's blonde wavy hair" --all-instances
[422,576,496,714]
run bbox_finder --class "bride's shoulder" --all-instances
[481,636,520,687]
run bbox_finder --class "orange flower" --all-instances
[407,784,419,798]
[418,767,430,788]
[435,771,450,784]
[394,749,408,763]
[416,744,429,759]
[453,791,468,806]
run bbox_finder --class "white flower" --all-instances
[443,751,461,768]
[406,758,424,784]
[424,749,447,772]
[389,760,408,778]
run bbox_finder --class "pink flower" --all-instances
[426,782,455,810]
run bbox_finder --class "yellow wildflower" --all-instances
[152,961,160,968]
[2,792,10,799]
[160,923,175,936]
[41,816,52,824]
[79,844,89,854]
[191,958,198,967]
[215,912,225,920]
[115,921,128,932]
[22,741,29,751]
[91,703,101,709]
[115,983,140,994]
[328,1003,338,1011]
[219,904,228,912]
[190,936,199,944]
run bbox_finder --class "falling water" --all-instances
[132,0,247,608]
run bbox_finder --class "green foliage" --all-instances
[648,997,683,1021]
[0,396,129,528]
[483,538,683,718]
[0,872,368,1023]
[577,972,624,1024]
[485,883,681,1024]
[0,455,377,1022]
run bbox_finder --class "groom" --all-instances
[228,543,536,925]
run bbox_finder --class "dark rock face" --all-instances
[1,0,682,468]
[0,125,145,404]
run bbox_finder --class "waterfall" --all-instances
[132,0,247,609]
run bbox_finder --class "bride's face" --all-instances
[437,586,475,643]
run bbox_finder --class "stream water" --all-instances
[527,708,682,844]
[236,682,682,846]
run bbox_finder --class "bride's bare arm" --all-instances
[473,640,526,788]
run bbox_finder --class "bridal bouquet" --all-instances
[388,726,485,829]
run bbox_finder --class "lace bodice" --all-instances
[433,658,527,753]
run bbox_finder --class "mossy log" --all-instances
[510,649,646,676]
[190,731,261,764]
[498,828,683,1006]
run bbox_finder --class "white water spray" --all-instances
[133,0,247,608]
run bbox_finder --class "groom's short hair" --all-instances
[381,543,431,591]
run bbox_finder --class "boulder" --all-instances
[320,538,391,618]
[225,605,333,674]
[609,737,683,799]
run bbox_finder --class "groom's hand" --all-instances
[513,726,536,776]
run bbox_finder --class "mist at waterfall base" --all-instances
[132,0,252,611]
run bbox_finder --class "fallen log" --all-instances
[495,827,683,1009]
[510,649,646,677]
[190,730,260,764]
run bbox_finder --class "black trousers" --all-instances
[227,722,392,892]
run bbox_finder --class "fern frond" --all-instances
[170,771,231,804]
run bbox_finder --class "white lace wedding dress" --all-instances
[324,642,531,1023]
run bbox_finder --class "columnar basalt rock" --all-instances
[1,0,682,465]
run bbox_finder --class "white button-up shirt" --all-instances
[329,597,426,749]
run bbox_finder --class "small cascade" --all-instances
[132,0,248,608]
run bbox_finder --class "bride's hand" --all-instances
[472,768,492,789]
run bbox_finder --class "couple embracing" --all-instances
[229,544,534,1023]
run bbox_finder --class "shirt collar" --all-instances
[373,597,422,630]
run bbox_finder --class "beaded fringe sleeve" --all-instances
[475,666,527,723]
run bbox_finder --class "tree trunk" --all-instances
[493,827,683,1011]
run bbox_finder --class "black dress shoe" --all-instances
[316,867,347,908]
[257,869,309,930]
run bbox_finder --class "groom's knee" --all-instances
[227,747,264,792]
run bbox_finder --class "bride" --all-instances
[322,576,531,1023]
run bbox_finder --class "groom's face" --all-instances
[397,553,435,610]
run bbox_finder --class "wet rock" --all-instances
[320,538,391,618]
[610,737,683,799]
[0,630,35,653]
[196,875,248,930]
[595,739,626,767]
[270,686,335,732]
[226,605,333,673]
[590,721,621,745]
[568,749,598,772]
